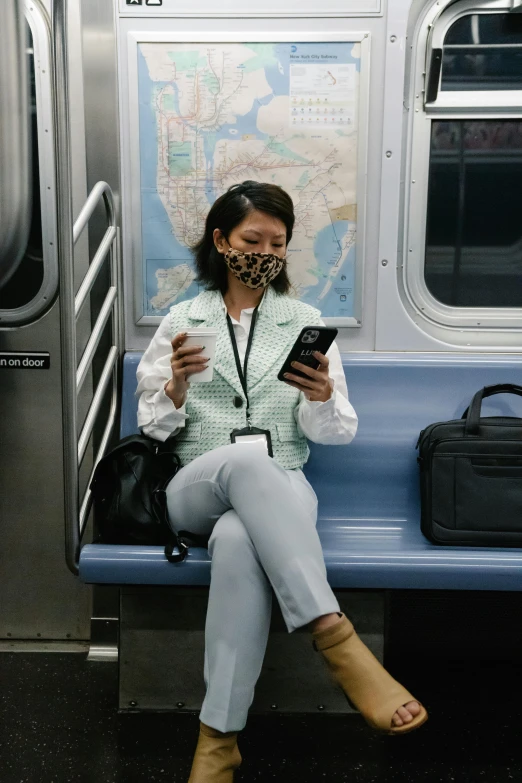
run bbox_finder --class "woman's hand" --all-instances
[283,351,333,403]
[164,332,209,409]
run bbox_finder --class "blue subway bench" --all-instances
[79,352,522,590]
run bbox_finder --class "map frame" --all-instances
[117,0,381,18]
[124,28,370,327]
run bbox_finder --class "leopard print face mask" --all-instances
[223,247,286,290]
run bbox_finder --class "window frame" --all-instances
[404,0,522,332]
[0,1,58,327]
[425,0,522,111]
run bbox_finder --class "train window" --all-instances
[425,3,522,109]
[425,120,522,307]
[0,8,58,326]
[406,0,522,333]
[441,14,522,92]
[0,30,44,311]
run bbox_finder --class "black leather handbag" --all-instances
[90,434,204,562]
[417,384,522,547]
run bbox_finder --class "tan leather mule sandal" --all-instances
[312,614,428,735]
[188,722,242,782]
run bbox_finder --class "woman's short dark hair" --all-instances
[192,180,294,294]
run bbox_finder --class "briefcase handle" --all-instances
[463,384,522,435]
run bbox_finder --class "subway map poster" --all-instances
[137,41,361,319]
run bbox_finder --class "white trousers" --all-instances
[165,443,340,733]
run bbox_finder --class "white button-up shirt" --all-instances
[137,306,358,445]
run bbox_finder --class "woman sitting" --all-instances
[137,180,427,783]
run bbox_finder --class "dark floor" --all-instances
[2,593,522,783]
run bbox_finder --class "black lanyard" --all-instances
[226,306,259,428]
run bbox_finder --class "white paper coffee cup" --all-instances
[183,328,218,382]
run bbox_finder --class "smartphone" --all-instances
[277,326,338,382]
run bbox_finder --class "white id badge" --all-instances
[230,427,273,457]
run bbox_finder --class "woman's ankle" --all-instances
[200,722,237,739]
[309,612,343,634]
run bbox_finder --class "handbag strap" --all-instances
[152,487,188,563]
[152,487,210,563]
[463,384,522,436]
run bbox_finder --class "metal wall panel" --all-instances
[0,303,92,639]
[79,0,123,632]
[119,587,384,713]
[79,0,122,445]
[80,0,121,219]
[0,0,93,640]
[0,0,117,640]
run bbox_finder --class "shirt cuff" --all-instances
[302,388,337,418]
[149,387,188,439]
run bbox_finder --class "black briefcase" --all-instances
[417,384,522,547]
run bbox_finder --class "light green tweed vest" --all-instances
[169,287,322,469]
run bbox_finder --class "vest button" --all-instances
[233,396,243,408]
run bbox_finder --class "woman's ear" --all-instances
[213,228,227,254]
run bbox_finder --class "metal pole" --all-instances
[52,0,80,575]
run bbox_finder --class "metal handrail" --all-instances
[76,287,117,392]
[53,0,121,576]
[0,0,31,289]
[79,380,119,536]
[75,225,117,316]
[78,346,119,464]
[73,181,115,245]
